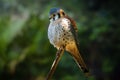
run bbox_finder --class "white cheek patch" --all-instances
[50,18,53,22]
[55,15,59,20]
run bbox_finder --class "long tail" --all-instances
[67,19,90,77]
[66,43,89,77]
[72,48,89,77]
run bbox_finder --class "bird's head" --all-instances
[49,8,66,22]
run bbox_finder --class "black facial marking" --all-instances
[53,17,55,20]
[52,14,55,20]
[53,14,55,17]
[62,12,65,16]
[57,13,60,18]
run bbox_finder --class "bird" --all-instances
[48,8,89,76]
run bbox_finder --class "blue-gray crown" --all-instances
[49,8,60,15]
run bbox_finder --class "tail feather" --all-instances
[66,42,89,77]
[73,51,90,77]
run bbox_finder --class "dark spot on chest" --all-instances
[63,33,66,36]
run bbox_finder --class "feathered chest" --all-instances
[48,18,74,48]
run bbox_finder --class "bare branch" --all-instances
[46,46,65,80]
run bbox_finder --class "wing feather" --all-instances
[66,16,89,76]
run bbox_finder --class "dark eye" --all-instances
[53,14,55,17]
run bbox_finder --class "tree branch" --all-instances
[46,46,65,80]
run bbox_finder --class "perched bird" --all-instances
[48,8,89,76]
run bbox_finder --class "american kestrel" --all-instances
[48,8,89,77]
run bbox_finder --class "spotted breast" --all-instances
[48,17,75,49]
[48,8,89,76]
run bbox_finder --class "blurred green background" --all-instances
[0,0,120,80]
